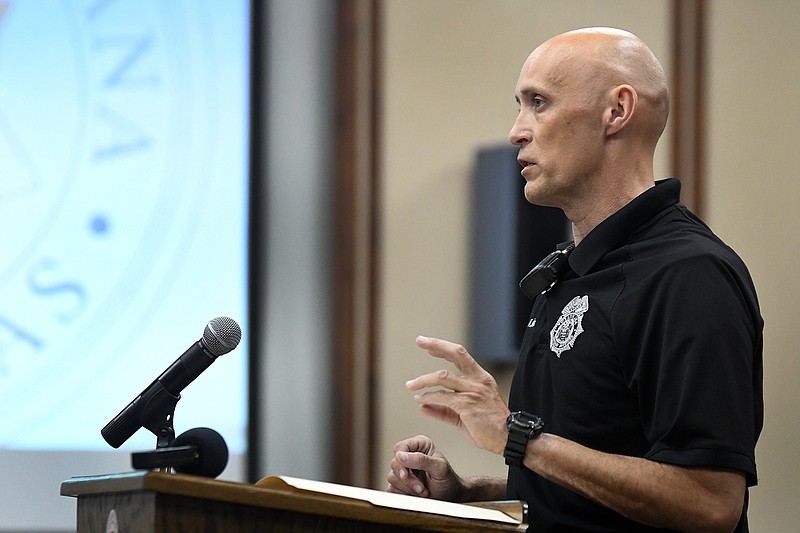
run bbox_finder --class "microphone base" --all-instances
[131,427,228,478]
[131,445,199,471]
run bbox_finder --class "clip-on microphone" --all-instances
[519,243,575,299]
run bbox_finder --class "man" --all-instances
[386,28,763,533]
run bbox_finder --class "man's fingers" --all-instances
[386,467,429,497]
[395,450,428,470]
[388,450,441,497]
[395,449,449,478]
[405,368,474,392]
[416,335,483,376]
[392,435,434,454]
[417,402,461,426]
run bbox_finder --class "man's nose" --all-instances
[508,115,530,146]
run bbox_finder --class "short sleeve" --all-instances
[615,251,763,485]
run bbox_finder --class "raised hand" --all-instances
[405,336,510,455]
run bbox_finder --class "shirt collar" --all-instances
[568,178,683,276]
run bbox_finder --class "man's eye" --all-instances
[533,97,544,108]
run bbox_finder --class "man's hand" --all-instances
[386,435,465,500]
[405,336,510,455]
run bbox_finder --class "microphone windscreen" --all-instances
[173,427,229,478]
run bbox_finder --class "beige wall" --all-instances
[378,0,798,530]
[706,1,800,529]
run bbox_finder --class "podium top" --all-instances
[62,471,527,533]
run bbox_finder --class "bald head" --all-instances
[525,27,670,146]
[509,27,671,222]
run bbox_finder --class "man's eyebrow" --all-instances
[519,87,541,98]
[516,87,546,104]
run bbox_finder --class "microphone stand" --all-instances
[129,392,199,473]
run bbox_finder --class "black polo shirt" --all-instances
[507,179,764,532]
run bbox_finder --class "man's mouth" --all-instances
[517,157,536,169]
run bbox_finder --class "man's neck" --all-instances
[569,180,654,245]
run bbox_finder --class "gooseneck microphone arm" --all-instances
[101,317,242,449]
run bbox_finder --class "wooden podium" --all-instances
[61,471,527,532]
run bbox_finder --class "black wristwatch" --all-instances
[504,411,544,469]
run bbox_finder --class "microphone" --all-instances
[101,317,242,448]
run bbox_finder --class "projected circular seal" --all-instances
[0,2,219,447]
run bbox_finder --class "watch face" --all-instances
[511,412,532,426]
[510,412,543,437]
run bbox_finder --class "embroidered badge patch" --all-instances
[550,295,589,357]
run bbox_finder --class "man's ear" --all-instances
[606,84,637,136]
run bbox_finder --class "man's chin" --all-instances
[523,185,555,208]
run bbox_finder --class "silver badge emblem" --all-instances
[550,295,589,357]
